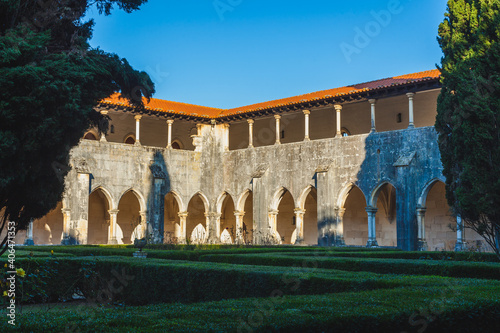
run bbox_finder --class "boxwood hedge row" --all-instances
[4,285,500,332]
[284,250,499,262]
[12,257,415,306]
[198,253,500,280]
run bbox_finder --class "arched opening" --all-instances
[88,189,110,244]
[84,132,97,140]
[124,135,135,145]
[341,127,351,137]
[32,202,64,245]
[164,192,180,243]
[171,141,181,149]
[374,183,397,247]
[422,181,455,251]
[186,193,208,244]
[276,190,295,244]
[343,186,368,246]
[219,194,236,244]
[302,188,318,245]
[117,191,142,244]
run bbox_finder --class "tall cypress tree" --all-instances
[0,0,154,253]
[436,0,500,256]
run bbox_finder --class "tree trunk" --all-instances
[495,225,500,257]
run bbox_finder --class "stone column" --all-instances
[175,212,188,244]
[303,110,311,141]
[205,212,221,243]
[134,115,142,144]
[294,208,306,245]
[369,99,377,132]
[416,206,428,251]
[24,219,34,245]
[166,119,174,149]
[268,209,279,242]
[247,119,254,148]
[455,215,466,251]
[191,124,204,152]
[407,92,415,128]
[223,123,230,151]
[234,211,245,244]
[316,170,335,246]
[335,208,346,246]
[335,104,342,137]
[100,110,108,142]
[274,115,281,145]
[177,212,188,244]
[139,210,147,239]
[108,209,119,244]
[74,173,90,244]
[61,208,72,245]
[366,207,379,247]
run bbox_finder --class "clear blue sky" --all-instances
[86,0,448,109]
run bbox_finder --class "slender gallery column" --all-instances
[234,211,245,244]
[108,209,119,244]
[268,209,279,242]
[334,104,342,137]
[247,119,254,148]
[274,115,281,145]
[407,92,415,128]
[294,208,306,244]
[139,210,147,239]
[177,212,188,244]
[24,219,34,245]
[100,110,108,142]
[224,123,230,151]
[303,110,310,141]
[336,208,346,246]
[166,119,174,148]
[61,208,72,245]
[134,115,142,144]
[455,215,466,251]
[366,207,379,247]
[369,99,377,132]
[416,207,428,251]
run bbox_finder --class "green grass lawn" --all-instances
[1,245,499,332]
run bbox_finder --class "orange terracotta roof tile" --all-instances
[100,93,224,118]
[100,69,440,119]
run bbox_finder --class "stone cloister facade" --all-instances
[17,70,486,251]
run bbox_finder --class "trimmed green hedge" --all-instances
[198,253,500,280]
[284,250,499,262]
[10,257,398,306]
[4,285,500,332]
[11,256,489,306]
[19,245,394,260]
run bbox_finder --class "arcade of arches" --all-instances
[17,181,485,250]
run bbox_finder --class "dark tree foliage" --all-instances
[0,0,154,253]
[436,0,500,257]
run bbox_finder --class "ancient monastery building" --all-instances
[16,69,487,251]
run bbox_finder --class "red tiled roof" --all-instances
[101,94,224,118]
[100,69,440,119]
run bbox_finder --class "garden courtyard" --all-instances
[1,245,499,332]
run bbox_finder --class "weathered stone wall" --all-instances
[22,121,461,251]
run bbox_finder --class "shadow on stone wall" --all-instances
[146,150,171,244]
